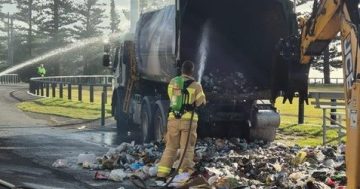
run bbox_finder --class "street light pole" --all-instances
[7,12,10,65]
[7,13,14,66]
[10,15,14,66]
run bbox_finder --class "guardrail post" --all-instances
[40,83,44,96]
[90,85,94,103]
[46,83,50,97]
[331,99,337,125]
[103,86,107,104]
[52,83,56,97]
[101,91,105,126]
[68,83,72,100]
[29,81,34,94]
[78,84,82,101]
[298,98,304,124]
[36,82,40,95]
[59,84,63,98]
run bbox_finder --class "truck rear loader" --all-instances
[103,0,309,143]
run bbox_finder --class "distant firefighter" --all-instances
[37,64,46,77]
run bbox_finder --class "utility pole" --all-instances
[130,0,139,33]
[7,12,10,65]
[10,15,14,66]
[6,13,14,66]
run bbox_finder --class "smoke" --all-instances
[197,21,211,82]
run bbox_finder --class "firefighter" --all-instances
[37,64,46,77]
[157,60,206,180]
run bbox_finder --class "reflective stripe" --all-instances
[187,88,196,103]
[158,166,171,173]
[168,112,198,121]
[168,84,174,98]
[196,91,205,100]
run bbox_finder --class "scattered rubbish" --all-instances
[77,153,96,165]
[83,161,102,170]
[293,151,307,165]
[130,162,144,170]
[77,125,87,130]
[59,139,345,188]
[169,172,191,188]
[52,159,67,168]
[148,166,158,177]
[109,169,128,181]
[94,171,110,180]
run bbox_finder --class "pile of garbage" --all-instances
[54,138,347,188]
[202,71,259,95]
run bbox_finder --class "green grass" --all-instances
[17,97,112,120]
[275,93,346,146]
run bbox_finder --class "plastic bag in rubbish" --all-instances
[94,171,110,180]
[52,159,68,168]
[109,169,128,182]
[130,162,144,170]
[77,153,97,165]
[148,166,158,177]
[168,172,191,187]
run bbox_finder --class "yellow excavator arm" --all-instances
[299,0,360,187]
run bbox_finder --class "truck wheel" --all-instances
[154,108,167,142]
[114,89,129,131]
[140,101,153,143]
[249,125,277,142]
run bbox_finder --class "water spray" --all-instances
[0,33,122,77]
[197,21,211,82]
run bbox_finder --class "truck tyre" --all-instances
[154,107,167,142]
[113,88,129,131]
[140,100,154,143]
[249,125,277,142]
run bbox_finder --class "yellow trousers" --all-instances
[157,119,198,178]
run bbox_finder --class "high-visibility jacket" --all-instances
[167,75,206,121]
[37,66,46,77]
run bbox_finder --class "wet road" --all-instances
[0,84,140,189]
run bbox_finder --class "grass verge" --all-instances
[17,97,112,120]
[275,95,346,146]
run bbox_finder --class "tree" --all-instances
[14,0,41,58]
[36,0,77,45]
[110,0,120,33]
[74,0,105,38]
[311,39,342,83]
[35,0,77,75]
[74,0,106,74]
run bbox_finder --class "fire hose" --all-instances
[130,109,196,189]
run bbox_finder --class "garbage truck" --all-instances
[103,0,309,143]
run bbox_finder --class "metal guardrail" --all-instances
[29,75,113,103]
[308,91,346,145]
[29,75,113,126]
[30,75,113,86]
[308,77,343,84]
[0,74,20,84]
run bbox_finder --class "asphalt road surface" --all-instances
[0,84,141,189]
